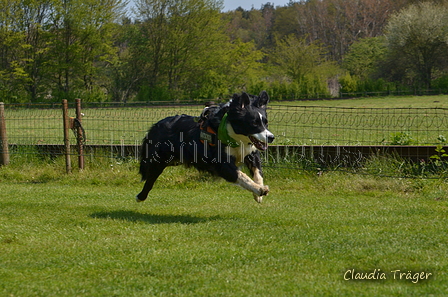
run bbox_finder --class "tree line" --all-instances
[1,0,448,103]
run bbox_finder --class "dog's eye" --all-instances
[255,112,268,126]
[255,118,264,126]
[260,117,268,127]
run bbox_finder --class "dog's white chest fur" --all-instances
[226,144,257,166]
[225,123,257,165]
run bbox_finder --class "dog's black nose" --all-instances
[268,134,275,143]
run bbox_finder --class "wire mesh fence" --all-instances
[4,105,63,146]
[1,101,448,175]
[271,105,448,146]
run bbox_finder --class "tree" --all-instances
[343,36,387,80]
[46,0,124,100]
[19,0,52,101]
[0,0,124,102]
[385,2,448,88]
[270,34,339,96]
[107,18,143,102]
[0,0,33,102]
[134,0,226,99]
[131,0,263,100]
[271,0,395,61]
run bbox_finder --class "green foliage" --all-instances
[432,75,448,91]
[131,0,248,101]
[339,73,392,96]
[339,73,358,94]
[353,143,448,178]
[430,145,448,171]
[0,0,33,102]
[3,0,448,102]
[390,132,414,145]
[135,85,172,102]
[272,35,337,83]
[226,40,265,94]
[385,2,448,88]
[266,80,298,100]
[0,0,123,103]
[343,37,387,80]
[269,34,337,98]
[252,79,331,101]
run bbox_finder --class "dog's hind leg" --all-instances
[136,163,166,202]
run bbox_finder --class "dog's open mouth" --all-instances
[249,136,268,151]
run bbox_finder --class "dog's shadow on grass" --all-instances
[90,210,221,225]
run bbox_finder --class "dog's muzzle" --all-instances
[249,130,275,151]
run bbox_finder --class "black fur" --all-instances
[136,91,274,202]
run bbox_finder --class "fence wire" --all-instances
[2,102,448,176]
[271,105,448,145]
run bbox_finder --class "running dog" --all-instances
[136,91,275,203]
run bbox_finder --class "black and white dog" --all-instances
[136,91,275,203]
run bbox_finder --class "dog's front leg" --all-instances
[217,158,268,200]
[236,170,269,198]
[251,168,265,203]
[244,152,266,203]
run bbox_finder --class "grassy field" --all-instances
[275,95,448,108]
[1,156,448,296]
[3,95,448,147]
[2,95,448,295]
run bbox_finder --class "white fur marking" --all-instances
[236,170,269,197]
[252,168,264,203]
[258,112,264,126]
[226,123,257,164]
[252,167,264,185]
[248,112,273,144]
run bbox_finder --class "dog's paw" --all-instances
[136,195,144,203]
[253,185,268,203]
[253,194,263,203]
[259,185,269,196]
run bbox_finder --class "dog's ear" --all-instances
[232,92,251,109]
[240,92,251,109]
[255,91,269,108]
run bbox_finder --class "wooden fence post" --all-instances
[62,99,71,173]
[0,102,9,166]
[75,98,84,170]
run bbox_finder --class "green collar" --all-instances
[218,114,240,148]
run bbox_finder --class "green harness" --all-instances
[199,112,240,148]
[217,114,240,148]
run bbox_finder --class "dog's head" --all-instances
[226,91,275,151]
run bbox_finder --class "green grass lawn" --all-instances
[1,161,447,296]
[274,94,448,108]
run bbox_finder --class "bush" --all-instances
[390,132,414,145]
[339,73,358,94]
[432,75,448,92]
[135,85,172,102]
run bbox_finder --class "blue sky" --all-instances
[223,0,290,11]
